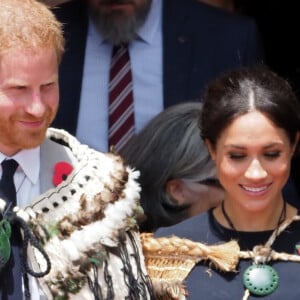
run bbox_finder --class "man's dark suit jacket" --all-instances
[51,0,264,135]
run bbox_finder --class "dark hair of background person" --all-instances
[121,102,223,232]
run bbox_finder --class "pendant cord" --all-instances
[221,201,236,231]
[221,200,288,299]
[221,200,287,233]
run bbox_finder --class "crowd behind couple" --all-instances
[0,0,300,299]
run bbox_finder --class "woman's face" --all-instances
[208,111,297,213]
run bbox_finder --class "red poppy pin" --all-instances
[52,161,73,187]
[296,245,300,255]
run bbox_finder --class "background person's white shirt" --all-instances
[76,0,163,151]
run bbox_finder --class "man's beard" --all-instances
[89,0,152,45]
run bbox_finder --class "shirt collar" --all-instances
[0,147,40,184]
[89,0,162,45]
[137,0,161,44]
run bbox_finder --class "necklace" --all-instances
[221,201,286,232]
[221,201,286,297]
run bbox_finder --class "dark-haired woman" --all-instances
[156,66,300,299]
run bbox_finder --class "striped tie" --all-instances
[108,44,135,152]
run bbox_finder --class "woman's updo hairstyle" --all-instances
[199,65,300,151]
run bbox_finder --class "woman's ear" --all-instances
[165,179,186,205]
[205,138,216,161]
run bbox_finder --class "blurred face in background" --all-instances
[166,167,224,217]
[88,0,152,44]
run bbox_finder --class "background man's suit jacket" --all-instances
[51,0,264,135]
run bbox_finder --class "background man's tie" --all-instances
[108,44,135,152]
[0,159,23,299]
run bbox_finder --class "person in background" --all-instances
[156,66,300,299]
[0,0,153,298]
[121,102,224,232]
[49,0,264,152]
[197,0,235,12]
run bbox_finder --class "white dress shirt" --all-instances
[76,0,163,151]
[0,148,45,299]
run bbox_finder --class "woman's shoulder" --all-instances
[155,210,211,241]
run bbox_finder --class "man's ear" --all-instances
[205,138,216,161]
[165,179,186,205]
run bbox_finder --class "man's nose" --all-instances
[25,92,46,117]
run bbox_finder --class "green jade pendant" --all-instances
[0,219,12,271]
[243,264,279,296]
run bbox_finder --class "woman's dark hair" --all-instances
[200,65,300,150]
